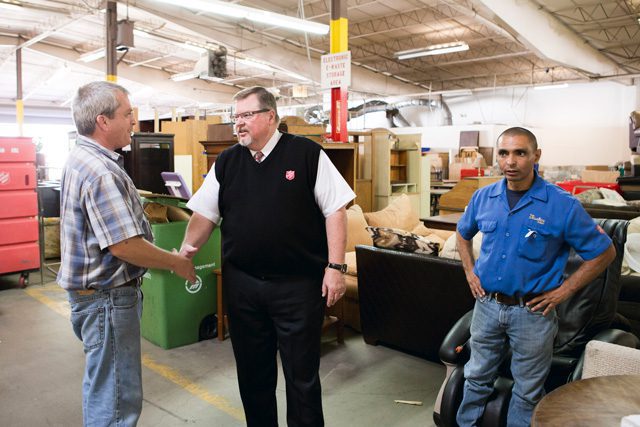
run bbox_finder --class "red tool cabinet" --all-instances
[0,137,40,287]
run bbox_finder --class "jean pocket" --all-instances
[70,307,105,350]
[111,289,139,310]
[477,294,489,303]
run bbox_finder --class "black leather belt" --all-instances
[490,292,540,306]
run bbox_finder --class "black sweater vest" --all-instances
[215,133,328,278]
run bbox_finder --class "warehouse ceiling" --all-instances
[0,0,639,119]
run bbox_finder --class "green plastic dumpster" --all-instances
[140,197,221,349]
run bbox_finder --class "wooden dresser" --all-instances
[438,176,502,215]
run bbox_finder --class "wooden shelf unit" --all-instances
[373,129,429,216]
[320,142,357,195]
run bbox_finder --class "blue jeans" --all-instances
[456,296,558,427]
[68,284,143,427]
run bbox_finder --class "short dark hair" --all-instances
[232,86,280,122]
[497,127,538,150]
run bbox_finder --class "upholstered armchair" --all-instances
[433,218,640,427]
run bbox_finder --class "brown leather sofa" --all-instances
[582,203,640,220]
[355,245,475,363]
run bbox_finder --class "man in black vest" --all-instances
[181,86,355,426]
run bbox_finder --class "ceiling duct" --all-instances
[303,97,452,126]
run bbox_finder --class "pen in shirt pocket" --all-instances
[525,229,536,239]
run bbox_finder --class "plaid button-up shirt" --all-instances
[57,135,153,290]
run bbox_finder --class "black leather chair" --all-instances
[433,218,640,427]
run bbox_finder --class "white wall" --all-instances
[348,81,636,167]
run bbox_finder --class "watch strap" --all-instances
[327,262,347,273]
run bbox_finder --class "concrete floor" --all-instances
[0,268,444,426]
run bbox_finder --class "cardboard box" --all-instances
[580,170,619,183]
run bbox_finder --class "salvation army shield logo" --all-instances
[285,170,295,181]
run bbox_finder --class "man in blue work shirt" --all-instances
[455,127,615,427]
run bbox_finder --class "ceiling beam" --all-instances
[1,37,238,104]
[478,0,626,78]
[130,0,424,98]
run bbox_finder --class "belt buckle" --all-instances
[493,292,506,304]
[76,289,96,296]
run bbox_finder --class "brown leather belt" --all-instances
[75,277,141,295]
[490,292,540,306]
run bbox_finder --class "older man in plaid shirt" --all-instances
[57,81,196,427]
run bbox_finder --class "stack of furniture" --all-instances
[161,116,222,193]
[438,176,501,215]
[349,128,429,215]
[0,137,39,287]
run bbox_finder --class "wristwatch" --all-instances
[327,262,348,273]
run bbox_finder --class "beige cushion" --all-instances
[366,226,439,255]
[346,204,373,252]
[364,194,419,231]
[440,232,483,259]
[582,340,640,379]
[344,251,357,276]
[411,223,455,241]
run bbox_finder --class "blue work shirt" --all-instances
[457,173,612,295]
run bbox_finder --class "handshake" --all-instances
[170,244,199,283]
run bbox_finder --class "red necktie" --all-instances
[254,151,264,163]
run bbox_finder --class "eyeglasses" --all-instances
[231,108,270,123]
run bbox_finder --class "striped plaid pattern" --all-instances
[57,135,153,290]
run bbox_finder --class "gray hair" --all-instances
[497,127,538,150]
[232,86,280,122]
[72,81,129,136]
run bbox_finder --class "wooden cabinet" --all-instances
[349,130,376,212]
[199,139,356,198]
[200,140,236,172]
[161,117,222,193]
[321,142,356,196]
[119,133,174,194]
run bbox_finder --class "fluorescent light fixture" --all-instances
[395,42,469,60]
[0,0,22,11]
[79,48,105,63]
[534,83,569,91]
[170,71,199,82]
[150,0,329,35]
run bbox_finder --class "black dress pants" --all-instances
[224,264,325,427]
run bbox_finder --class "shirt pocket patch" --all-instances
[478,220,497,252]
[517,225,552,261]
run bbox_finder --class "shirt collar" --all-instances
[249,130,281,159]
[76,134,122,163]
[489,170,548,202]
